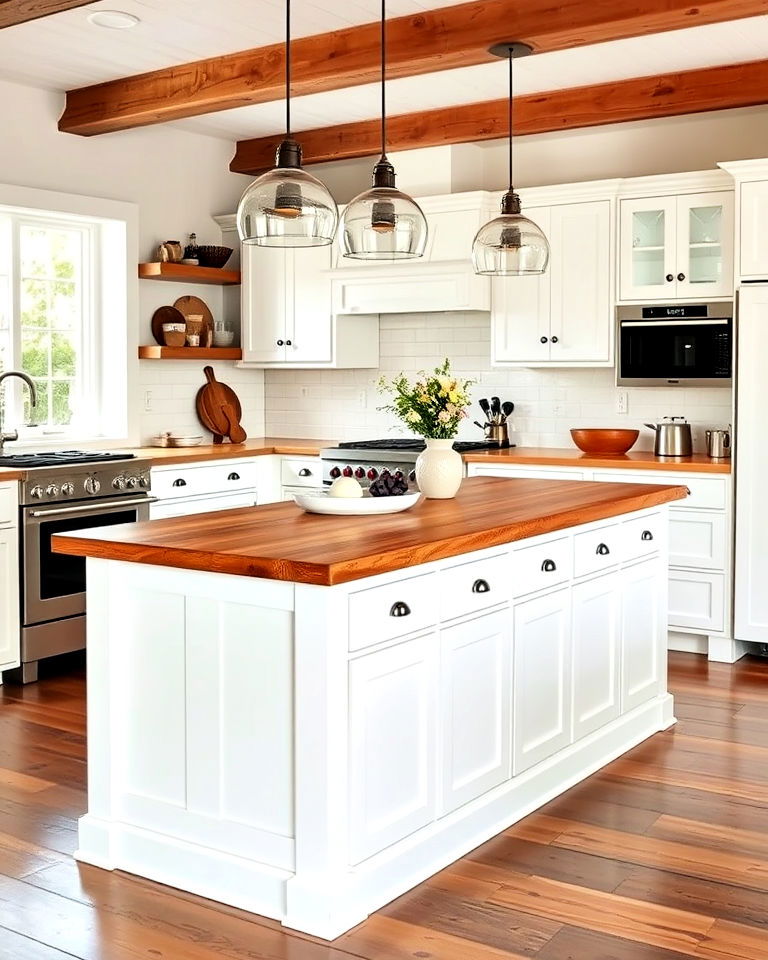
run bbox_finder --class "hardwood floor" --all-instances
[0,650,766,959]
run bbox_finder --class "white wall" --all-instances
[265,313,732,451]
[0,77,265,444]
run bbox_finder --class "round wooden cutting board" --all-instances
[195,366,246,443]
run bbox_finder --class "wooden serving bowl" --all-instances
[570,428,639,455]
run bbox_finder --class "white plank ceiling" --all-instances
[0,0,766,142]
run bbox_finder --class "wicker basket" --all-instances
[197,245,233,268]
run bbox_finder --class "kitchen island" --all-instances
[54,476,686,940]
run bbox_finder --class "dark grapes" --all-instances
[369,470,410,497]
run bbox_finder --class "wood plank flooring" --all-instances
[0,650,767,959]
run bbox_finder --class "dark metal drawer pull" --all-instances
[228,472,240,481]
[172,478,186,487]
[541,559,557,573]
[641,530,654,541]
[298,468,312,477]
[472,579,490,594]
[596,543,610,556]
[389,601,411,618]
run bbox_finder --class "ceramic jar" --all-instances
[415,438,463,499]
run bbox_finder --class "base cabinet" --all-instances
[622,559,665,711]
[513,589,571,775]
[348,633,438,865]
[439,610,511,815]
[571,573,621,741]
[0,525,20,671]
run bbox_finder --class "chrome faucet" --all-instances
[0,371,37,454]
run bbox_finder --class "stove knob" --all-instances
[343,466,353,477]
[112,476,126,491]
[354,466,366,479]
[30,485,44,500]
[394,470,404,480]
[45,483,58,498]
[61,482,75,497]
[139,473,150,488]
[126,476,139,489]
[409,470,416,482]
[84,476,101,495]
[367,467,378,480]
[329,466,341,479]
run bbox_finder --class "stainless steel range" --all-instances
[3,451,154,683]
[320,438,505,489]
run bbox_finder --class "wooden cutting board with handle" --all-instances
[195,366,247,444]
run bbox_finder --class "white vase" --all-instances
[415,438,463,499]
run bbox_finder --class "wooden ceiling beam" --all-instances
[59,0,768,136]
[0,1,95,29]
[231,59,768,175]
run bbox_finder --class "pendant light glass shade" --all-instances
[472,191,549,275]
[236,2,338,247]
[471,42,549,276]
[339,1,427,260]
[340,160,428,260]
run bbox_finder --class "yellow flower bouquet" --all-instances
[377,359,474,440]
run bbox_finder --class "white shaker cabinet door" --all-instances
[622,558,665,712]
[289,245,333,364]
[512,588,571,775]
[619,196,677,301]
[675,191,734,300]
[571,572,621,741]
[0,526,20,671]
[241,245,288,363]
[740,181,768,279]
[348,633,438,864]
[439,609,511,816]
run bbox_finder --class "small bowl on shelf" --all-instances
[570,428,639,455]
[197,245,233,268]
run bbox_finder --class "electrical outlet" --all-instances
[616,390,628,415]
[143,390,152,412]
[357,390,367,409]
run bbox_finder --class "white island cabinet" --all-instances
[53,476,685,941]
[0,481,20,673]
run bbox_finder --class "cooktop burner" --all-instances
[335,438,510,453]
[0,450,136,468]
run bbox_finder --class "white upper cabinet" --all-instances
[492,199,613,367]
[718,161,768,281]
[241,244,379,368]
[619,190,734,301]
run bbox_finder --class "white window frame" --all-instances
[0,183,138,449]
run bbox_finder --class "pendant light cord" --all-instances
[380,0,387,160]
[507,48,513,190]
[285,0,292,138]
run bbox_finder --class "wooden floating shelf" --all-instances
[138,262,241,285]
[138,346,242,360]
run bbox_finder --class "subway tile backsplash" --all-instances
[264,313,732,451]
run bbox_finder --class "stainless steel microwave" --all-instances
[616,302,733,387]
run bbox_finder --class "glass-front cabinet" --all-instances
[619,191,733,301]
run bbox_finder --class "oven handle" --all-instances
[620,319,729,327]
[28,497,157,518]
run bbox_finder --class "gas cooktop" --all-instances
[335,438,511,453]
[0,450,135,469]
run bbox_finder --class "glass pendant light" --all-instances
[472,43,549,275]
[339,0,427,260]
[236,0,338,247]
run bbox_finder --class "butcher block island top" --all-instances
[53,476,687,585]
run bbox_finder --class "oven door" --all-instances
[618,317,732,386]
[22,496,153,626]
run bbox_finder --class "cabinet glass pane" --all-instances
[631,209,665,287]
[688,205,723,285]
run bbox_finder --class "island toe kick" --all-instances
[75,504,674,941]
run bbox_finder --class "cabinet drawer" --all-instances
[622,513,663,563]
[596,471,726,510]
[0,484,16,527]
[669,511,727,570]
[152,460,257,499]
[281,457,321,488]
[510,537,571,597]
[349,573,438,651]
[574,524,620,578]
[469,464,586,481]
[439,554,508,621]
[669,570,725,632]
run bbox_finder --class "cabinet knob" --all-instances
[472,579,490,594]
[666,274,674,282]
[286,339,292,346]
[641,530,654,541]
[677,272,686,282]
[298,468,312,477]
[228,472,240,481]
[550,335,559,344]
[540,336,549,344]
[172,478,186,487]
[596,543,611,556]
[389,601,411,618]
[541,559,557,573]
[277,339,284,346]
